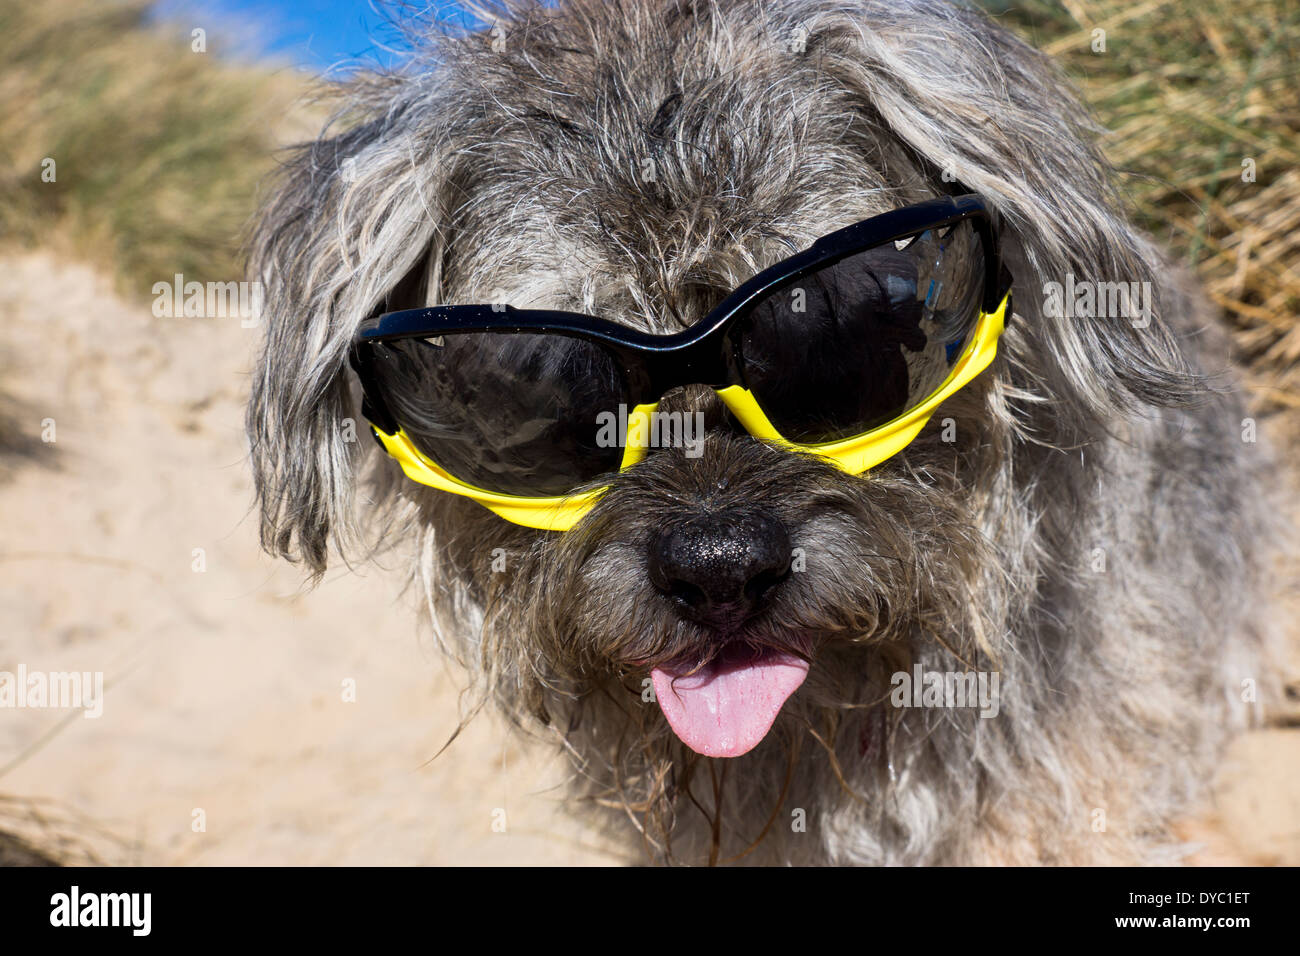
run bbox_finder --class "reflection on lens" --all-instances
[737,219,985,444]
[372,332,627,497]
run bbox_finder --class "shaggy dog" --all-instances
[246,0,1282,864]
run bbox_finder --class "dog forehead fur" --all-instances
[246,0,1285,865]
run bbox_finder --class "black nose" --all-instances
[649,509,792,630]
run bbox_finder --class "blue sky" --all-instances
[151,1,483,72]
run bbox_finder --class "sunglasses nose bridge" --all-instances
[613,328,738,459]
[616,382,756,471]
[638,338,733,397]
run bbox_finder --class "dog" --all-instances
[246,0,1283,864]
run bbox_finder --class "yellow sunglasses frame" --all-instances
[369,294,1009,531]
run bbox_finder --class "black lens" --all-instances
[735,218,986,444]
[368,331,628,497]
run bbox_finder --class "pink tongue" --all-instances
[651,646,809,758]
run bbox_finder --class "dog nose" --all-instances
[649,509,792,629]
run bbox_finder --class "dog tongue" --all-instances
[651,646,809,758]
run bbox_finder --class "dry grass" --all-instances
[0,794,133,865]
[0,0,314,294]
[985,0,1300,411]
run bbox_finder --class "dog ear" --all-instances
[246,79,457,576]
[800,0,1202,428]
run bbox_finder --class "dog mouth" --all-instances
[650,642,810,758]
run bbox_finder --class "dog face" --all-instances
[248,0,1202,859]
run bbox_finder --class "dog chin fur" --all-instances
[246,0,1288,864]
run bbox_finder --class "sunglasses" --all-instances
[350,193,1012,531]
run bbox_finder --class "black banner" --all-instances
[0,865,1284,942]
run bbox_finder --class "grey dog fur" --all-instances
[246,0,1284,864]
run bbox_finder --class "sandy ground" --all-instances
[0,250,1296,866]
[0,252,623,865]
